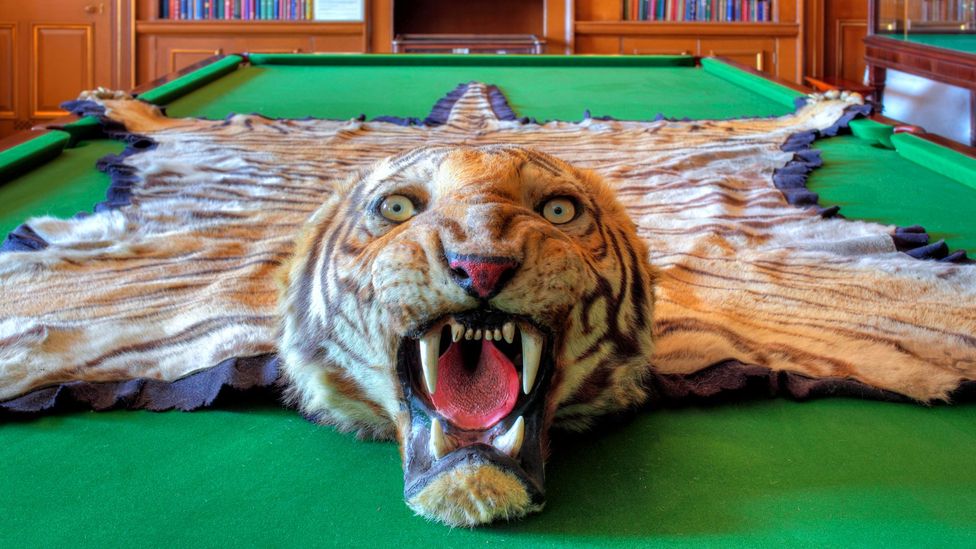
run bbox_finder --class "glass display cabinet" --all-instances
[866,0,976,145]
[874,0,976,47]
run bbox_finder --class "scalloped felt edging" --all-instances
[771,102,971,264]
[1,354,279,415]
[645,360,976,407]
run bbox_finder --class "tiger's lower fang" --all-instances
[430,418,450,459]
[492,416,525,457]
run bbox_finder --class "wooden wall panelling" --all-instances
[701,37,776,72]
[237,36,309,55]
[775,34,800,83]
[775,0,803,81]
[804,0,825,77]
[141,35,219,81]
[834,18,867,82]
[776,0,799,24]
[544,0,574,53]
[135,21,366,83]
[0,0,118,136]
[308,32,367,53]
[621,36,697,55]
[32,24,96,117]
[574,34,618,54]
[824,0,867,82]
[369,0,394,52]
[575,0,621,21]
[807,0,868,82]
[0,23,15,136]
[119,0,136,91]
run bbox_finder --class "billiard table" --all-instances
[1,55,974,547]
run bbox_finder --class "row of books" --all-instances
[623,0,774,22]
[161,0,312,19]
[159,0,363,20]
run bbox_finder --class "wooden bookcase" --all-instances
[134,0,574,81]
[574,0,805,83]
[118,0,811,86]
[134,0,367,83]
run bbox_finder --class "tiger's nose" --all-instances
[446,253,520,300]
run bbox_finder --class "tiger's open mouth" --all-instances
[396,308,554,520]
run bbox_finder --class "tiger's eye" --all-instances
[542,198,576,224]
[380,195,417,222]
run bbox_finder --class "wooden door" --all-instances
[822,0,868,82]
[0,0,115,135]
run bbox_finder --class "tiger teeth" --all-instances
[493,416,525,457]
[434,318,542,394]
[521,323,542,394]
[419,328,440,395]
[503,322,515,344]
[430,418,451,460]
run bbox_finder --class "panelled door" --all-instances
[819,0,868,83]
[0,0,116,136]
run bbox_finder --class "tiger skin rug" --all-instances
[1,82,975,527]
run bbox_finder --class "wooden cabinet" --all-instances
[573,1,805,83]
[620,36,698,55]
[0,0,122,136]
[702,36,778,71]
[135,21,365,82]
[133,1,367,83]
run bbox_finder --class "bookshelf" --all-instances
[134,0,367,83]
[574,0,805,83]
[100,0,807,88]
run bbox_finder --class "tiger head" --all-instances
[278,145,656,526]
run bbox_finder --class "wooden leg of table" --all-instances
[868,65,887,109]
[970,90,976,148]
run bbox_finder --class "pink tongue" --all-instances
[430,339,519,430]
